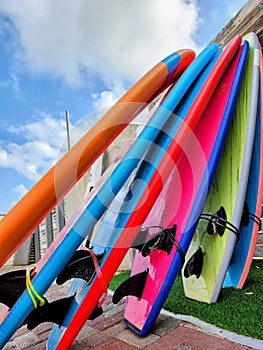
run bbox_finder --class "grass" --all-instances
[109,259,263,340]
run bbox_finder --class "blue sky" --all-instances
[0,0,247,214]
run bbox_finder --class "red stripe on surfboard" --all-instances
[56,35,241,350]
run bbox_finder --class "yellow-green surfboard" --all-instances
[182,33,260,303]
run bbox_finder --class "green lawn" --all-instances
[109,259,263,340]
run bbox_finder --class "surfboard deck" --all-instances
[223,33,263,289]
[182,32,260,304]
[46,42,225,349]
[123,39,248,337]
[48,38,243,350]
[0,49,194,267]
[0,49,204,348]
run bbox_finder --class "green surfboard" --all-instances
[182,33,260,303]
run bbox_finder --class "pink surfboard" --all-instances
[121,40,248,336]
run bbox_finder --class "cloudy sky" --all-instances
[0,0,247,214]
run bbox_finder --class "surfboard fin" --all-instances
[200,206,240,241]
[133,225,185,267]
[24,296,103,330]
[56,250,104,285]
[24,295,75,330]
[207,206,227,236]
[241,202,262,229]
[183,247,204,279]
[201,206,240,240]
[112,269,148,304]
[140,225,177,257]
[0,269,35,308]
[132,227,149,251]
[89,304,103,320]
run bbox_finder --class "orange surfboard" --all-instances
[0,49,194,266]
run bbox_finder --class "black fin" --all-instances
[183,247,204,279]
[24,296,75,330]
[89,304,103,320]
[56,250,104,285]
[241,202,262,229]
[241,202,250,227]
[201,207,240,241]
[132,227,149,251]
[141,225,177,256]
[0,269,34,308]
[112,269,148,304]
[207,206,227,236]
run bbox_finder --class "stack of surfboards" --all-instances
[0,32,262,349]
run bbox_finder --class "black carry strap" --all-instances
[201,206,240,241]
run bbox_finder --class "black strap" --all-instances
[201,206,240,241]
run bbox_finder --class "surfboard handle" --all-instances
[112,269,149,304]
[241,202,262,229]
[201,207,240,241]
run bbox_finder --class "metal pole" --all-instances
[65,110,71,151]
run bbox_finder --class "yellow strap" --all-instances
[26,268,45,308]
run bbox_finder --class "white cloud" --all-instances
[0,0,200,87]
[0,115,68,181]
[13,183,28,198]
[92,80,126,110]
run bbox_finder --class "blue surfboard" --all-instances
[0,44,219,348]
[223,45,262,288]
[123,40,249,336]
[47,44,222,349]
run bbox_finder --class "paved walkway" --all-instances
[2,275,263,350]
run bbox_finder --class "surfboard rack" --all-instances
[0,269,35,308]
[112,269,149,304]
[183,246,204,279]
[201,207,240,240]
[241,202,262,229]
[56,250,104,285]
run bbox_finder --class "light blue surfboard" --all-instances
[123,39,248,336]
[47,44,221,349]
[0,45,219,349]
[223,35,262,288]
